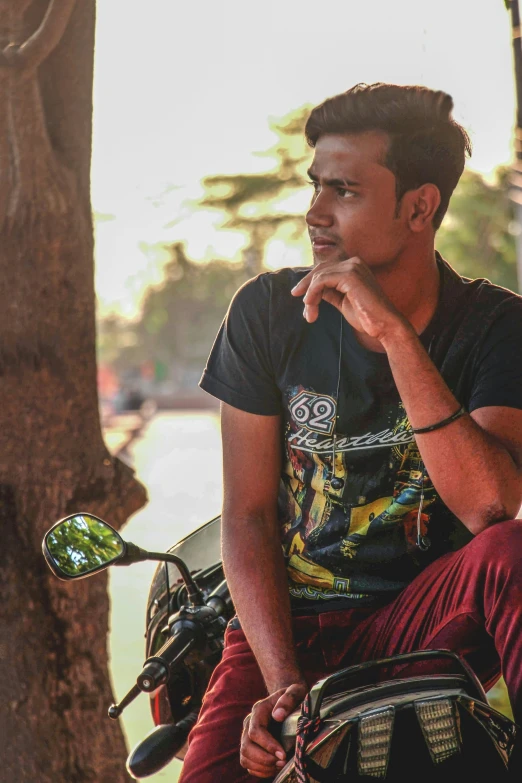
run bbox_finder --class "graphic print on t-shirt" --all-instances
[288,390,337,435]
[280,386,437,602]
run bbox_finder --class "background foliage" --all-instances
[98,109,518,390]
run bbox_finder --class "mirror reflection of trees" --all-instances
[46,516,123,576]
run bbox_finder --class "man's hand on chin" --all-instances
[291,256,407,343]
[240,682,308,778]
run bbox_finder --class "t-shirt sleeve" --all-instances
[199,275,282,415]
[468,299,522,413]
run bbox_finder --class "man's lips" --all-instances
[311,236,337,249]
[312,238,336,244]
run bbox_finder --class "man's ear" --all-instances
[403,184,441,232]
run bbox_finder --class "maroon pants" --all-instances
[179,520,522,783]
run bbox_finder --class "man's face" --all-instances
[305,132,409,268]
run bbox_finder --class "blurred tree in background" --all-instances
[437,167,518,291]
[99,107,519,403]
[200,108,310,275]
[98,245,251,395]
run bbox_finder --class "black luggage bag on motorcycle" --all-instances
[144,515,518,782]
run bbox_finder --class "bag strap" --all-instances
[294,692,325,783]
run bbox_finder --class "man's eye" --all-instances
[338,188,355,198]
[307,180,320,191]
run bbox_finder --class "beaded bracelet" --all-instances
[412,405,466,435]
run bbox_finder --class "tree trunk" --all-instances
[0,2,147,781]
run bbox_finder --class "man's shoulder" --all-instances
[433,258,522,390]
[239,266,310,295]
[231,266,311,312]
[439,256,522,319]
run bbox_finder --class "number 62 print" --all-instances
[289,390,337,435]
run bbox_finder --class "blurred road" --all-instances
[107,411,223,782]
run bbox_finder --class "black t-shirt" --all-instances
[200,255,522,611]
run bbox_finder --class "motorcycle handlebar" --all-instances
[137,620,202,693]
[205,578,233,614]
[137,580,230,694]
[111,578,231,717]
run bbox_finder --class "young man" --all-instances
[180,83,522,782]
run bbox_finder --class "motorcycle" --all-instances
[43,512,518,781]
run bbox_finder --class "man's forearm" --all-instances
[381,323,521,532]
[222,508,304,693]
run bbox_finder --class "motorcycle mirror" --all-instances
[42,513,125,581]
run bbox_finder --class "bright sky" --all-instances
[92,0,517,317]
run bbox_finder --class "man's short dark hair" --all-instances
[305,83,472,229]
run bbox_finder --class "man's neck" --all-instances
[356,247,440,353]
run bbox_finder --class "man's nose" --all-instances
[306,192,334,228]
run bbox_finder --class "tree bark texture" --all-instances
[0,2,147,781]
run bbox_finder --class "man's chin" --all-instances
[312,247,347,265]
[311,250,399,271]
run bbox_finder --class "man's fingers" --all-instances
[241,731,282,766]
[245,765,279,779]
[292,262,354,322]
[302,269,350,322]
[291,264,344,301]
[241,708,286,777]
[242,749,282,769]
[240,751,281,777]
[242,749,286,778]
[249,700,285,756]
[303,303,319,323]
[304,270,348,305]
[272,683,307,722]
[240,685,306,774]
[248,720,284,758]
[291,271,314,295]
